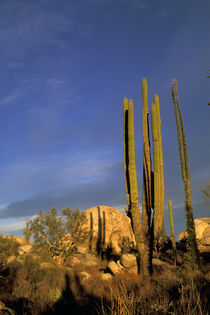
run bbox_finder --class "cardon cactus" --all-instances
[123,97,150,276]
[123,78,165,275]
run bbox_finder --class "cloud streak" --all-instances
[0,148,124,219]
[0,93,20,105]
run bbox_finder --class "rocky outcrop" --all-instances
[179,218,210,252]
[78,206,136,256]
[2,235,33,246]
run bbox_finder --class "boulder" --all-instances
[101,273,113,281]
[79,206,136,255]
[107,261,123,275]
[67,252,100,268]
[178,218,210,252]
[18,244,34,255]
[120,254,137,269]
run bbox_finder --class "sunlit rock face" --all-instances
[78,205,136,256]
[179,218,210,252]
[2,235,33,246]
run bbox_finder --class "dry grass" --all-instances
[0,236,209,314]
[64,264,209,315]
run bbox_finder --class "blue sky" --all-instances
[0,0,209,237]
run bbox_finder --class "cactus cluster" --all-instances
[123,78,165,275]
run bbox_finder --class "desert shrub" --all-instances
[0,236,19,268]
[23,207,88,265]
[24,207,86,245]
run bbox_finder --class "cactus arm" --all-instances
[151,102,161,240]
[154,94,165,233]
[142,78,152,226]
[123,97,130,208]
[128,99,139,212]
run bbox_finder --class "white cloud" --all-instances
[0,215,36,233]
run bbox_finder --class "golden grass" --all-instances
[0,237,209,315]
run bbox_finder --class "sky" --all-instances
[0,0,209,238]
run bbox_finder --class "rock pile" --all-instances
[179,218,210,252]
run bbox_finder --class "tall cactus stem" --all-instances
[142,78,153,274]
[123,97,130,209]
[151,102,161,241]
[170,79,199,269]
[142,78,152,227]
[123,97,150,277]
[128,99,139,211]
[154,94,165,233]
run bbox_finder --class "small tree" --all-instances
[23,207,87,263]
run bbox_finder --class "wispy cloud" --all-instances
[45,78,67,88]
[0,149,123,212]
[0,214,37,234]
[0,0,92,65]
[0,92,20,105]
